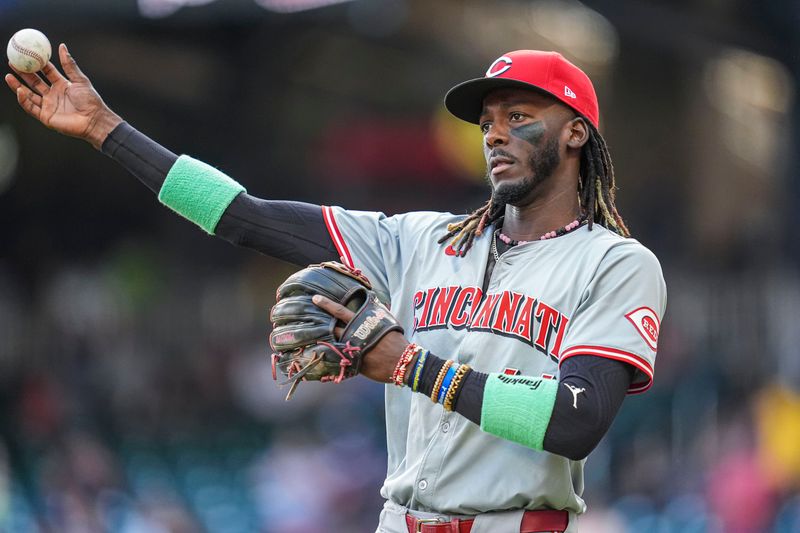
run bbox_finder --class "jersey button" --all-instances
[418,479,428,491]
[441,422,450,433]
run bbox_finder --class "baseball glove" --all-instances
[269,261,403,400]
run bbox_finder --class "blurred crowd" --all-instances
[0,253,390,532]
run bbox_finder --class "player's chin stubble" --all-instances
[488,134,561,207]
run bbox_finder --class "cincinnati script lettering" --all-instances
[412,286,569,362]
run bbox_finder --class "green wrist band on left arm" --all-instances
[158,155,245,234]
[480,373,558,450]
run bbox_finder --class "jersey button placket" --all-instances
[413,412,451,506]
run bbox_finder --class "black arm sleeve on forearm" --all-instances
[542,356,633,460]
[410,352,633,460]
[102,121,177,193]
[100,122,339,266]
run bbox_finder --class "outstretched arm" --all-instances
[6,45,338,266]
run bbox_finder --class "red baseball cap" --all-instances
[444,50,600,128]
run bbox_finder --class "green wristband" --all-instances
[158,155,245,234]
[480,374,558,450]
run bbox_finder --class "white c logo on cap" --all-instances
[486,56,512,78]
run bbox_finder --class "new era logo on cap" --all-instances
[564,85,576,99]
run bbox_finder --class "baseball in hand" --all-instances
[7,29,51,73]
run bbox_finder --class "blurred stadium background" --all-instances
[1,0,800,531]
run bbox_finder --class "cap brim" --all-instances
[444,77,556,124]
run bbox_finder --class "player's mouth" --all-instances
[489,155,516,176]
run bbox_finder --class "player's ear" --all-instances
[565,117,589,149]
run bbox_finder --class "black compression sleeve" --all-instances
[100,122,338,266]
[408,353,447,397]
[452,370,487,425]
[101,122,177,193]
[543,356,633,460]
[409,351,633,459]
[215,196,339,265]
[401,352,487,425]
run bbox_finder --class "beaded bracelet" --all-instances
[443,364,471,412]
[431,360,454,403]
[448,365,472,410]
[391,343,419,387]
[410,349,429,392]
[436,363,459,404]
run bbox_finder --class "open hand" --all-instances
[5,43,122,149]
[312,294,410,383]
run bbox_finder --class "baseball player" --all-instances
[6,46,666,532]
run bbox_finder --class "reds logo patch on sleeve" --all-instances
[625,307,660,351]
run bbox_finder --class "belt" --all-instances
[405,509,568,533]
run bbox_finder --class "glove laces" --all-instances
[317,340,361,383]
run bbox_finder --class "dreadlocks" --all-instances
[437,122,629,257]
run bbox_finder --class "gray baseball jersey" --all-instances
[321,205,667,515]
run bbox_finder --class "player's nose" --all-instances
[484,122,509,148]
